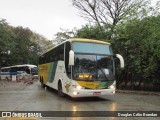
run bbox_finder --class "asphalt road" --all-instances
[0,80,159,120]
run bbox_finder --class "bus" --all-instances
[0,64,38,80]
[0,67,11,80]
[38,38,124,97]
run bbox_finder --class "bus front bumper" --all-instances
[70,88,116,97]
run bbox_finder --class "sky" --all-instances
[0,0,159,40]
[0,0,87,40]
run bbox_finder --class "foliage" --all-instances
[72,0,155,39]
[112,16,160,90]
[75,24,111,40]
[0,19,15,67]
[0,19,54,67]
[54,28,76,44]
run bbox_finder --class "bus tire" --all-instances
[58,82,64,97]
[41,79,45,88]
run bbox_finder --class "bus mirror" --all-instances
[116,54,124,69]
[69,50,74,66]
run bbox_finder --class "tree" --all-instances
[0,19,55,66]
[0,19,15,67]
[11,27,33,64]
[72,0,154,39]
[11,27,55,65]
[113,15,160,90]
[75,24,110,40]
[54,28,76,44]
[31,33,55,55]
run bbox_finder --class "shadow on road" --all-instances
[70,96,112,102]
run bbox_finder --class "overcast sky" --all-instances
[0,0,159,40]
[0,0,87,39]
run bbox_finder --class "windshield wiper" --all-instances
[99,67,109,81]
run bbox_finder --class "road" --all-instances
[0,80,159,120]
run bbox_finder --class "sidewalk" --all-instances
[116,89,160,96]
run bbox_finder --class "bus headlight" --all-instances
[109,85,115,89]
[109,81,116,89]
[73,92,78,95]
[76,85,83,89]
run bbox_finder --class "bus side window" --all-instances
[40,55,46,64]
[58,44,64,60]
[65,42,71,77]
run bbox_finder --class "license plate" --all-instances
[93,92,101,95]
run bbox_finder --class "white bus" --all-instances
[0,67,11,80]
[38,38,124,97]
[0,64,38,80]
[15,64,38,80]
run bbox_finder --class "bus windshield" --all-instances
[73,54,115,81]
[31,67,38,75]
[72,42,115,81]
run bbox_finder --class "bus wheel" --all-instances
[41,80,45,88]
[58,82,64,97]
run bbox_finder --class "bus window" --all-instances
[31,67,38,75]
[65,42,71,77]
[26,68,30,74]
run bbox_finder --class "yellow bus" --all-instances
[38,38,124,97]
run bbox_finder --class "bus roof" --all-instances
[40,38,110,56]
[69,38,110,45]
[15,64,37,68]
[1,67,10,69]
[1,64,37,69]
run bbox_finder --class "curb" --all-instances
[116,90,160,96]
